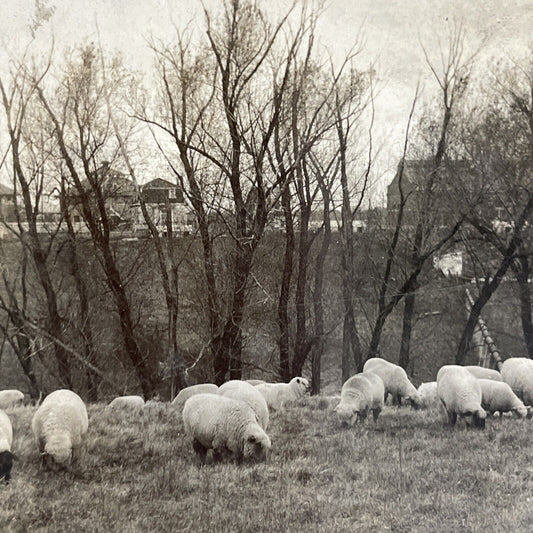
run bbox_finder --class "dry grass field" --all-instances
[1,397,533,532]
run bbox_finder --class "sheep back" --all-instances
[437,365,486,428]
[218,380,269,430]
[182,393,271,462]
[172,384,219,412]
[363,358,420,406]
[108,395,145,409]
[31,389,88,467]
[464,366,503,382]
[501,357,533,405]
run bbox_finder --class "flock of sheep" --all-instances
[1,356,532,482]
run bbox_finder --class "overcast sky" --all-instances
[1,0,533,197]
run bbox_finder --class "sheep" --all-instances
[334,372,384,427]
[107,395,145,409]
[245,379,266,386]
[464,365,503,382]
[436,365,486,428]
[255,377,310,411]
[182,393,271,463]
[0,410,13,482]
[417,382,439,409]
[362,358,421,407]
[31,389,89,469]
[218,380,269,430]
[171,383,219,412]
[501,357,533,406]
[477,379,529,418]
[0,389,25,409]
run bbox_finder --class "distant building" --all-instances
[135,178,194,235]
[0,184,16,238]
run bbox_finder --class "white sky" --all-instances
[1,0,532,200]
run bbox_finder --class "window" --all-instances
[169,189,176,199]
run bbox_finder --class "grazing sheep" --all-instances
[171,384,219,412]
[0,410,13,482]
[108,395,145,409]
[477,379,529,418]
[363,358,420,407]
[464,366,503,382]
[218,380,269,430]
[417,382,439,409]
[436,365,486,428]
[182,393,271,463]
[255,377,310,411]
[0,389,24,409]
[245,379,266,386]
[501,357,533,406]
[31,389,89,469]
[335,372,384,427]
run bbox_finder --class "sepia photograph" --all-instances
[1,0,533,531]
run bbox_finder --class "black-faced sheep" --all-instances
[363,358,420,407]
[0,410,13,482]
[501,357,533,406]
[31,389,89,469]
[436,365,486,428]
[182,393,271,463]
[255,377,310,411]
[218,380,269,430]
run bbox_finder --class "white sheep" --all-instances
[107,395,145,409]
[245,379,266,386]
[0,410,14,482]
[255,377,310,411]
[0,389,25,409]
[363,358,421,407]
[31,389,89,468]
[218,380,269,430]
[417,382,439,409]
[171,383,219,412]
[477,379,529,418]
[335,372,384,427]
[464,365,503,382]
[182,393,271,463]
[501,357,533,406]
[436,365,486,428]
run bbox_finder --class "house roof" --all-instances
[142,178,177,190]
[0,184,14,196]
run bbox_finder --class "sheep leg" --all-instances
[372,407,381,422]
[193,439,208,462]
[446,410,457,426]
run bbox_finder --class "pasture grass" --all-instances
[1,398,533,532]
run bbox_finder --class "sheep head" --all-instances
[291,377,310,397]
[243,426,271,462]
[44,432,72,468]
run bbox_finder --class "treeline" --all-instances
[0,1,532,400]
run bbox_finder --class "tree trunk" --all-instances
[399,290,415,370]
[515,253,533,358]
[292,205,311,377]
[278,185,294,382]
